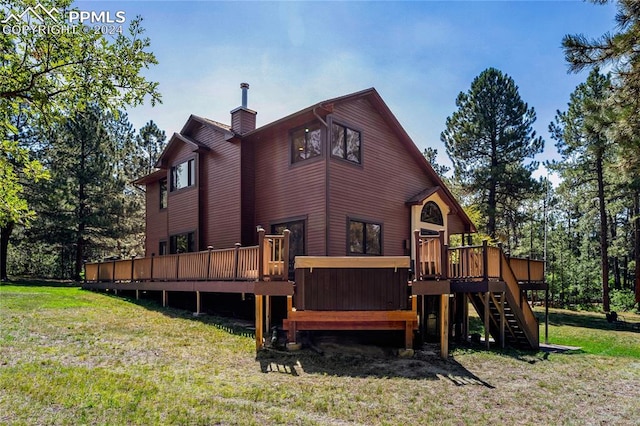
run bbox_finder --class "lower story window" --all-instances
[169,232,195,254]
[348,219,382,255]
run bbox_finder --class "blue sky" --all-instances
[79,1,618,178]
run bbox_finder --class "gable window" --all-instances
[171,159,195,191]
[421,201,443,225]
[159,178,167,209]
[291,124,322,163]
[348,219,381,255]
[331,123,361,163]
[169,232,195,254]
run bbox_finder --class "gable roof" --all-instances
[155,132,210,168]
[245,88,476,233]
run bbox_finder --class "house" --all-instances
[84,85,545,356]
[135,85,475,260]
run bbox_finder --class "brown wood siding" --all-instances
[189,126,242,249]
[167,143,199,240]
[327,98,435,256]
[241,139,256,246]
[231,109,256,135]
[253,120,327,256]
[294,267,410,310]
[145,178,168,256]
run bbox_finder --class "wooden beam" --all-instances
[440,294,449,359]
[500,291,505,349]
[255,295,263,351]
[287,295,293,313]
[265,295,271,334]
[294,256,410,269]
[196,291,201,315]
[162,290,168,308]
[484,291,490,350]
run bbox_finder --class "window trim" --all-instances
[347,216,383,256]
[169,231,196,254]
[330,120,363,165]
[289,123,324,166]
[170,157,196,192]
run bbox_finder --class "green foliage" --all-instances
[609,289,637,312]
[441,67,544,240]
[0,0,160,279]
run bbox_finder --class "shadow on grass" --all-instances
[541,310,640,334]
[1,278,81,288]
[96,290,257,340]
[255,345,496,387]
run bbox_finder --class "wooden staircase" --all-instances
[466,249,540,350]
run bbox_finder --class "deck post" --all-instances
[257,227,265,281]
[413,230,421,280]
[440,294,449,359]
[463,294,469,341]
[233,243,241,281]
[207,246,213,281]
[136,289,139,300]
[175,253,180,281]
[482,240,488,281]
[162,290,168,308]
[287,295,293,313]
[498,243,503,279]
[196,291,201,315]
[440,230,448,279]
[130,256,135,282]
[255,295,264,351]
[265,295,271,334]
[500,291,505,349]
[484,291,490,349]
[112,260,116,283]
[282,229,290,281]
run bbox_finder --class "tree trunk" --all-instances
[596,154,610,311]
[634,190,640,305]
[0,221,15,281]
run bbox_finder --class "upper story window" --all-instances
[348,219,381,255]
[291,124,322,163]
[331,123,361,164]
[421,201,443,225]
[159,178,167,209]
[171,159,195,191]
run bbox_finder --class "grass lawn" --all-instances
[1,281,639,425]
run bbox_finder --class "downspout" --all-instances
[314,104,330,256]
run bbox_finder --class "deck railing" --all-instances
[414,230,448,280]
[84,228,290,283]
[507,257,545,283]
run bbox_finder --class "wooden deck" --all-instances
[83,228,546,356]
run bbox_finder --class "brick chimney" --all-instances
[230,83,257,135]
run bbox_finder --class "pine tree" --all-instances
[441,67,544,240]
[549,69,615,311]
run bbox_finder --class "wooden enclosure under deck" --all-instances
[283,256,418,350]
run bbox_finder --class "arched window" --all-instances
[421,201,443,225]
